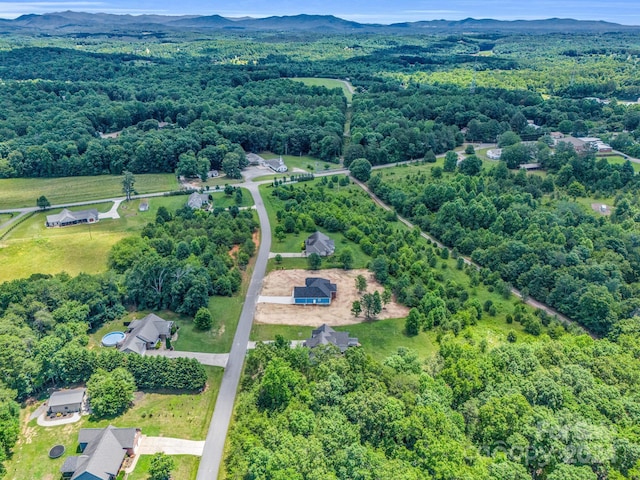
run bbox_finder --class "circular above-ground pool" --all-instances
[49,445,65,459]
[101,331,125,347]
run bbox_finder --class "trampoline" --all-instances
[101,331,125,347]
[49,445,65,459]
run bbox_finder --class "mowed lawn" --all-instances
[128,454,199,480]
[292,77,353,102]
[0,173,179,209]
[0,197,186,282]
[5,366,222,480]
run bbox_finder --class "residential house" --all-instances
[293,278,337,305]
[60,425,141,480]
[119,313,173,355]
[48,388,86,415]
[303,324,359,352]
[46,209,99,228]
[187,192,209,209]
[305,231,335,256]
[265,157,288,173]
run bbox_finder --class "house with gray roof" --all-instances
[187,192,210,209]
[303,324,359,353]
[46,208,99,228]
[48,388,86,415]
[119,313,173,355]
[60,425,141,480]
[293,278,337,305]
[265,156,288,173]
[304,231,335,256]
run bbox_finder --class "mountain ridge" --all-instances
[2,11,638,34]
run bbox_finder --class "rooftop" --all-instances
[49,388,86,408]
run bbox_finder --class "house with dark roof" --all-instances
[46,209,99,228]
[303,324,359,353]
[293,278,337,305]
[119,313,173,355]
[48,388,86,415]
[304,231,335,256]
[187,192,210,209]
[60,425,141,480]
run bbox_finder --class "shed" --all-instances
[48,388,86,415]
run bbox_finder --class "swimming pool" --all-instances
[101,331,125,347]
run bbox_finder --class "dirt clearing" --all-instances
[255,269,409,326]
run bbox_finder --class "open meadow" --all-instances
[0,196,186,282]
[0,174,179,209]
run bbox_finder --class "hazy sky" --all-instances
[1,0,639,25]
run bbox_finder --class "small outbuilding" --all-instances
[303,324,359,353]
[293,278,337,305]
[138,200,149,212]
[305,231,335,257]
[48,388,86,415]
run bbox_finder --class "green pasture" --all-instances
[0,196,186,283]
[5,367,222,480]
[128,455,199,480]
[292,77,353,102]
[0,173,179,209]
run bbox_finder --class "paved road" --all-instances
[196,182,272,480]
[145,350,229,368]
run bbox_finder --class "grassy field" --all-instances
[292,77,353,103]
[5,367,222,480]
[210,188,254,209]
[602,155,640,172]
[90,282,247,355]
[128,454,199,480]
[260,152,340,173]
[0,196,187,283]
[0,174,179,209]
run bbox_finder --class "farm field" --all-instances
[0,197,186,282]
[5,366,222,480]
[0,173,179,209]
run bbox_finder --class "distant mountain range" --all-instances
[0,11,638,34]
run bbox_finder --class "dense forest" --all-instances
[228,330,640,480]
[367,148,640,336]
[3,31,640,178]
